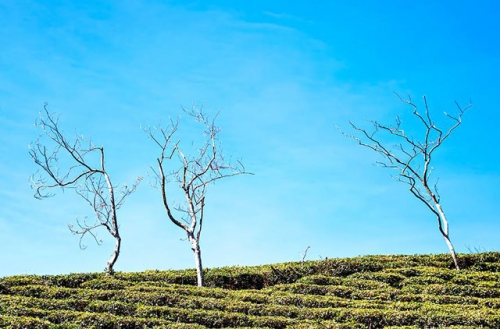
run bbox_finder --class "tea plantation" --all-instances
[2,253,500,328]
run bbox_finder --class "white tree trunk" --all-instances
[442,234,460,270]
[188,233,204,286]
[105,235,121,275]
[435,203,460,270]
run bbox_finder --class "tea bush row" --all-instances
[0,307,177,328]
[3,292,500,328]
[5,281,500,312]
[3,253,500,291]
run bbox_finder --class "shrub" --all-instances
[136,305,253,328]
[268,292,350,308]
[115,269,198,286]
[348,271,406,288]
[80,278,132,290]
[400,276,447,286]
[85,300,136,316]
[204,267,266,290]
[0,315,53,329]
[296,275,343,286]
[45,273,103,288]
[269,283,354,298]
[0,275,44,288]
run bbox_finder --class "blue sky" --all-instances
[1,0,499,276]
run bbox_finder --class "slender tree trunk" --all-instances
[442,234,460,270]
[106,235,121,275]
[188,233,204,286]
[435,203,460,270]
[104,172,121,275]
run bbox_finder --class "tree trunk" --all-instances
[106,235,121,275]
[188,233,204,286]
[442,233,460,270]
[435,203,460,270]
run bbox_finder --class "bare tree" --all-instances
[300,246,311,263]
[144,106,252,286]
[30,104,141,275]
[341,94,471,270]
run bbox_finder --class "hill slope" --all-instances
[1,253,500,328]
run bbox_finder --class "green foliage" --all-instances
[348,270,406,288]
[0,315,54,329]
[80,277,132,290]
[1,253,500,328]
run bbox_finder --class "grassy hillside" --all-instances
[1,253,500,328]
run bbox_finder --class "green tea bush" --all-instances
[74,311,171,329]
[400,276,448,286]
[268,291,350,308]
[85,300,136,316]
[292,320,369,328]
[157,324,209,329]
[386,267,423,278]
[115,269,198,286]
[416,267,456,280]
[136,305,252,328]
[348,271,406,288]
[317,258,384,277]
[404,283,500,298]
[416,306,500,327]
[80,277,132,290]
[0,275,45,287]
[249,314,295,328]
[420,294,478,306]
[296,275,343,286]
[479,298,500,309]
[128,283,229,299]
[204,266,267,289]
[0,315,53,329]
[270,283,354,298]
[341,277,391,290]
[114,289,184,306]
[228,290,269,304]
[8,284,115,301]
[333,308,392,328]
[469,262,500,272]
[0,294,89,312]
[349,288,400,301]
[44,273,103,288]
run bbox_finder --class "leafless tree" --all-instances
[300,246,311,263]
[341,94,471,270]
[143,106,252,286]
[29,104,142,275]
